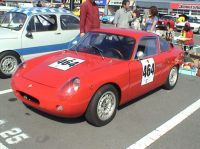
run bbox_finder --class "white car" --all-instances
[176,17,200,34]
[0,7,80,78]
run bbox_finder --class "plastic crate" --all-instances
[179,68,197,76]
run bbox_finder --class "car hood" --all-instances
[23,51,121,88]
[0,28,18,39]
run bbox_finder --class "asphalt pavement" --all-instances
[0,24,200,149]
[1,75,200,149]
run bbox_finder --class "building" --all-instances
[136,0,200,16]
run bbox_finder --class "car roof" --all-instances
[92,28,156,39]
[8,7,71,16]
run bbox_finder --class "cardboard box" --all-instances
[190,53,200,68]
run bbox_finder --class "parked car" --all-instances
[101,15,115,24]
[11,28,184,127]
[176,16,200,34]
[0,7,80,78]
[157,15,176,29]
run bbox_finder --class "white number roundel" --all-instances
[141,58,155,85]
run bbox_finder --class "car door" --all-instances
[158,37,172,82]
[128,36,165,100]
[21,14,62,60]
[59,14,80,47]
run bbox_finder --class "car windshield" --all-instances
[70,32,135,60]
[0,12,27,31]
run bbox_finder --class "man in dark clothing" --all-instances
[36,1,42,7]
[80,0,100,37]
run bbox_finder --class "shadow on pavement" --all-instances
[21,102,85,124]
[119,87,162,110]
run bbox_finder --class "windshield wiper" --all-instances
[89,44,104,60]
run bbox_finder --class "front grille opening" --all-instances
[19,91,40,104]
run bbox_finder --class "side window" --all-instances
[60,15,79,30]
[160,37,169,52]
[27,14,57,32]
[136,37,157,58]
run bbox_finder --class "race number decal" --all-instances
[141,58,155,85]
[49,57,84,71]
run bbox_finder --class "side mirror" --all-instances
[26,32,33,39]
[137,51,144,60]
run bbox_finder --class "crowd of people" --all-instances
[79,0,194,51]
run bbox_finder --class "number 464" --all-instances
[0,128,29,144]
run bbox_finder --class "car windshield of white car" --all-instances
[70,32,135,60]
[0,12,26,30]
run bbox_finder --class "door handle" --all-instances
[55,33,61,35]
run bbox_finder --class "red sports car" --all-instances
[11,28,184,127]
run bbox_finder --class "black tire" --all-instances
[0,51,21,79]
[85,84,119,127]
[163,66,179,90]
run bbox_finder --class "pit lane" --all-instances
[0,28,200,149]
[1,74,200,149]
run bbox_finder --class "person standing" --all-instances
[180,22,194,51]
[80,0,100,38]
[131,9,141,30]
[145,6,158,32]
[36,1,42,7]
[113,0,134,28]
[164,21,175,42]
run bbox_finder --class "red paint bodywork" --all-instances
[11,28,184,118]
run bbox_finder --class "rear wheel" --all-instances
[85,84,119,127]
[164,66,178,90]
[0,51,21,79]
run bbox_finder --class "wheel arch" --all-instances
[0,50,22,62]
[85,82,122,113]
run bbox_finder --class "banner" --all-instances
[65,0,106,5]
[109,0,135,6]
[95,0,106,6]
[170,2,200,11]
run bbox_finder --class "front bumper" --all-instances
[11,76,90,118]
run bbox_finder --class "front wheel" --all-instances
[85,84,119,127]
[0,52,21,79]
[163,66,178,90]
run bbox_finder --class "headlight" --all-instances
[58,77,80,98]
[72,78,80,92]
